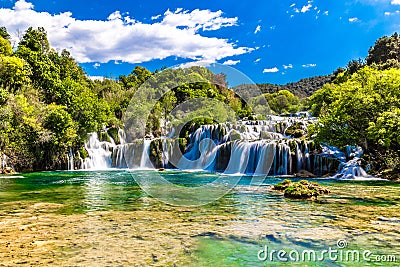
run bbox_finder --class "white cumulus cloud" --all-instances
[222,59,240,65]
[263,67,279,73]
[392,0,400,5]
[14,0,34,11]
[0,1,250,65]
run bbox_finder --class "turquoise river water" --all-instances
[0,170,399,266]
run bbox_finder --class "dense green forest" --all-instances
[0,25,399,178]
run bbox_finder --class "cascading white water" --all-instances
[139,139,153,169]
[223,141,251,174]
[76,116,375,179]
[332,146,377,180]
[83,132,114,170]
[68,148,74,171]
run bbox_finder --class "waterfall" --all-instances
[75,117,374,179]
[333,146,376,180]
[68,148,74,171]
[224,141,251,174]
[83,132,114,170]
[139,139,153,169]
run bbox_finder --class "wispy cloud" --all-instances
[0,1,250,65]
[385,10,400,15]
[151,14,161,20]
[301,4,313,13]
[222,59,240,65]
[302,63,316,68]
[254,25,261,34]
[93,63,101,69]
[283,64,293,69]
[254,58,261,63]
[263,67,279,73]
[348,17,359,22]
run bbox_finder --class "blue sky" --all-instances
[0,0,399,86]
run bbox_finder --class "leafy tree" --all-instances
[0,26,10,41]
[44,104,77,148]
[366,32,400,69]
[0,56,31,93]
[0,88,9,105]
[0,36,12,56]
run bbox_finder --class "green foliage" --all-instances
[366,32,400,69]
[44,104,77,147]
[264,90,301,114]
[0,88,9,105]
[0,36,12,56]
[0,56,31,92]
[367,108,400,148]
[0,27,10,41]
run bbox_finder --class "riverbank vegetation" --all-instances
[309,33,400,179]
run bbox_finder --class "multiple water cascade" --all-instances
[333,146,377,180]
[76,116,373,179]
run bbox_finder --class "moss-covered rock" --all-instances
[260,131,272,140]
[229,130,242,141]
[273,179,330,200]
[285,122,306,138]
[107,127,120,144]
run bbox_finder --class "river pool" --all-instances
[0,170,399,266]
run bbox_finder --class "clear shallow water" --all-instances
[0,171,399,266]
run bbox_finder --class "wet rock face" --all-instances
[150,139,164,168]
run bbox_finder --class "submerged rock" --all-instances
[295,169,316,178]
[273,179,330,200]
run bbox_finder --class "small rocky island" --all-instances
[273,179,331,200]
